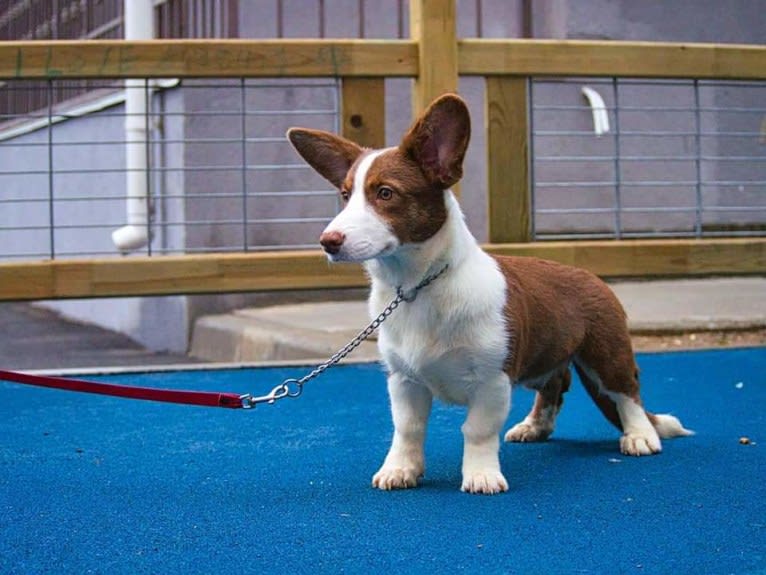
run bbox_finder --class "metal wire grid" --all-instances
[0,0,237,118]
[2,76,765,260]
[0,78,341,259]
[530,78,766,240]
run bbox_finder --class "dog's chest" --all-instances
[374,284,508,404]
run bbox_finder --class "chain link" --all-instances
[240,263,449,409]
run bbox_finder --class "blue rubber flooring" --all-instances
[1,348,764,575]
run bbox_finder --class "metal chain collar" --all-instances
[239,263,449,409]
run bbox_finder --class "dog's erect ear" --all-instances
[287,128,364,188]
[400,94,471,189]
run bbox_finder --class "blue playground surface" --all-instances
[1,347,764,575]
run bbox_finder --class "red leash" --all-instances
[0,369,246,409]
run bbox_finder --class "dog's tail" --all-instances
[647,412,694,438]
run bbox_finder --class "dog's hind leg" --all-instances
[573,335,663,455]
[573,334,691,456]
[504,368,571,443]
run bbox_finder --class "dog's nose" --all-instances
[319,230,345,255]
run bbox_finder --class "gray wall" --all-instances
[181,78,339,251]
[562,0,766,43]
[0,107,127,259]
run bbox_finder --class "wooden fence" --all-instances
[0,0,764,300]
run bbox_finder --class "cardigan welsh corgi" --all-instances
[287,94,691,494]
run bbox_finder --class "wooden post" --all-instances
[341,77,386,148]
[486,76,531,243]
[409,0,458,116]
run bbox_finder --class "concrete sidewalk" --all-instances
[1,278,762,372]
[190,277,766,363]
[0,303,200,371]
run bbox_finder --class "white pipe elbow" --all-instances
[581,86,610,136]
[112,224,150,254]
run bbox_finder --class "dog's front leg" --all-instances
[461,374,511,494]
[372,373,433,490]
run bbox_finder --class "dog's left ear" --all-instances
[287,128,363,189]
[401,94,471,189]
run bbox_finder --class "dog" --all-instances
[287,93,692,494]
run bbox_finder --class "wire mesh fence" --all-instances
[0,77,340,259]
[0,0,237,118]
[531,77,766,240]
[0,75,764,261]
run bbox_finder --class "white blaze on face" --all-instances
[321,148,400,262]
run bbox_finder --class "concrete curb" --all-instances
[190,277,765,363]
[190,303,379,363]
[611,278,766,333]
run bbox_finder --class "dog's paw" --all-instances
[372,466,422,490]
[620,430,662,456]
[461,470,509,495]
[504,421,552,443]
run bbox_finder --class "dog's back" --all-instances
[492,255,630,383]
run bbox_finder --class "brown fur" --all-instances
[494,255,637,430]
[400,93,471,189]
[290,121,453,246]
[361,149,448,243]
[335,94,467,245]
[527,368,572,434]
[286,128,364,189]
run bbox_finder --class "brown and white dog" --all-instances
[287,94,691,495]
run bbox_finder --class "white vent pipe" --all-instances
[112,0,155,253]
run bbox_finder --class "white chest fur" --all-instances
[367,200,509,405]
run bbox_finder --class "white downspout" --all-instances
[112,0,155,253]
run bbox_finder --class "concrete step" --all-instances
[190,277,766,363]
[190,301,378,363]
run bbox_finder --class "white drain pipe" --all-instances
[112,0,155,253]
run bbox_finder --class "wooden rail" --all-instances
[0,239,762,301]
[0,252,366,301]
[0,0,764,302]
[2,38,763,80]
[458,39,766,79]
[0,39,418,79]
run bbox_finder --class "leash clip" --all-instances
[239,378,303,409]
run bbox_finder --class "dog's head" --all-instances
[287,94,470,262]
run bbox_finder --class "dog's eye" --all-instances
[377,186,394,201]
[340,189,350,202]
